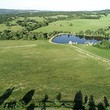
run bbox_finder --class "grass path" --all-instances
[72,45,110,65]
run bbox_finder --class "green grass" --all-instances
[46,15,68,19]
[0,24,8,31]
[0,40,110,102]
[10,25,25,32]
[34,14,110,33]
[0,23,24,32]
[28,16,46,21]
[76,44,110,59]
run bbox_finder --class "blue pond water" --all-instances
[52,34,103,44]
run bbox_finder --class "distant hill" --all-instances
[100,9,110,14]
[0,9,39,14]
[0,9,110,15]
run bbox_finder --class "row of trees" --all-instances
[77,26,110,38]
[0,88,109,110]
[0,14,14,24]
[0,29,64,40]
[0,10,108,25]
[73,91,109,110]
[0,28,110,49]
[16,19,48,31]
[94,39,110,49]
[0,29,49,40]
[16,17,63,31]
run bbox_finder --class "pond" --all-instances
[52,34,109,44]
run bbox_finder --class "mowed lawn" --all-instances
[0,40,110,102]
[34,14,110,33]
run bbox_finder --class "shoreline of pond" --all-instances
[49,33,110,45]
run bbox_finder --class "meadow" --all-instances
[76,44,110,59]
[34,14,110,33]
[0,40,110,102]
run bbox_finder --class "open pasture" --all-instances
[0,40,110,102]
[34,14,110,33]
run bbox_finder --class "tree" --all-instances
[78,31,85,36]
[88,95,96,110]
[56,93,61,101]
[85,30,92,35]
[69,23,73,26]
[43,33,48,39]
[97,102,105,110]
[42,94,48,103]
[84,95,88,104]
[42,94,48,110]
[104,96,109,108]
[73,91,85,110]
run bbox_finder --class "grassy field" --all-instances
[0,40,110,102]
[0,14,110,34]
[0,24,8,31]
[34,14,110,33]
[76,44,110,59]
[0,23,25,32]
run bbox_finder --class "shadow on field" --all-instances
[20,89,35,105]
[0,87,15,105]
[26,103,35,110]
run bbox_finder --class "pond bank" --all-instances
[51,34,102,44]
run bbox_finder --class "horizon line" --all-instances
[0,8,110,12]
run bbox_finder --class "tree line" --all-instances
[0,88,109,110]
[94,39,110,49]
[0,10,108,24]
[76,26,110,39]
[0,29,64,40]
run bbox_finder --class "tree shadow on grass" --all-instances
[26,103,35,110]
[0,87,14,105]
[19,89,35,105]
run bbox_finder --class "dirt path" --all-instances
[72,45,110,65]
[0,44,36,49]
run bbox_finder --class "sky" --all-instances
[0,0,110,11]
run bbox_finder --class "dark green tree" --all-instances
[42,94,48,110]
[88,95,96,110]
[42,94,48,103]
[104,96,109,108]
[85,30,92,35]
[97,102,106,110]
[56,93,61,101]
[43,33,48,39]
[78,31,85,36]
[73,91,85,110]
[84,95,88,104]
